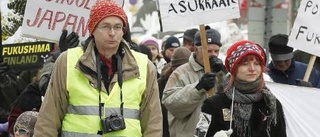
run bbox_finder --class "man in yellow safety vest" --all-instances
[33,1,162,136]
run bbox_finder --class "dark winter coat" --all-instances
[0,91,9,123]
[0,71,19,111]
[8,83,41,135]
[202,94,286,137]
[158,76,170,137]
[294,50,320,71]
[0,71,19,124]
[267,60,320,88]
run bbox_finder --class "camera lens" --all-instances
[112,119,121,127]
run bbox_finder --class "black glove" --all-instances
[296,79,313,87]
[59,30,80,52]
[0,61,9,74]
[209,56,226,73]
[196,72,216,91]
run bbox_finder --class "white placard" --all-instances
[158,0,240,32]
[21,0,124,42]
[288,0,320,57]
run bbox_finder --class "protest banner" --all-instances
[287,0,320,81]
[2,41,55,70]
[21,0,124,42]
[158,0,240,32]
[158,0,240,96]
[267,82,320,137]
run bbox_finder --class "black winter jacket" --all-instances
[202,93,286,137]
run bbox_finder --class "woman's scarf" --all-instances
[225,78,277,137]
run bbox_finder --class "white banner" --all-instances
[288,0,320,57]
[267,82,320,137]
[21,0,124,42]
[158,0,240,32]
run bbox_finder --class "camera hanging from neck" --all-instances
[94,47,124,135]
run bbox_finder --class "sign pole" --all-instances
[199,24,214,96]
[303,55,316,82]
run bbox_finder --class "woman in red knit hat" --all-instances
[201,40,286,137]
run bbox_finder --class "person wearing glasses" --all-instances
[13,110,38,137]
[33,1,162,137]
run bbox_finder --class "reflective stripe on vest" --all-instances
[62,47,148,137]
[62,131,129,137]
[67,105,139,119]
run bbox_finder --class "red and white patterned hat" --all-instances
[225,40,266,75]
[88,0,127,35]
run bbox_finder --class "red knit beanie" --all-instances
[225,40,266,75]
[88,0,127,35]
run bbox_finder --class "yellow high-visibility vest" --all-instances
[62,47,147,137]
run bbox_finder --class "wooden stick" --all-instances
[199,25,214,96]
[303,55,316,81]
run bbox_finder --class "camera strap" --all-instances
[94,46,103,118]
[95,47,103,135]
[116,53,124,116]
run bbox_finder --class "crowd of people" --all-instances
[1,0,320,137]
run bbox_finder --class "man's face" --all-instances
[165,47,176,60]
[92,16,124,53]
[272,59,292,72]
[194,44,220,65]
[182,39,194,52]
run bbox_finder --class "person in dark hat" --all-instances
[182,28,198,52]
[162,36,181,63]
[202,40,286,137]
[267,34,320,88]
[162,27,226,137]
[160,36,181,77]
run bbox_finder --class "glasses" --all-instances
[97,24,123,32]
[14,125,29,135]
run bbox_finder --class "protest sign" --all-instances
[287,0,320,81]
[288,0,320,57]
[21,0,124,42]
[2,41,55,70]
[158,0,240,95]
[158,0,240,32]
